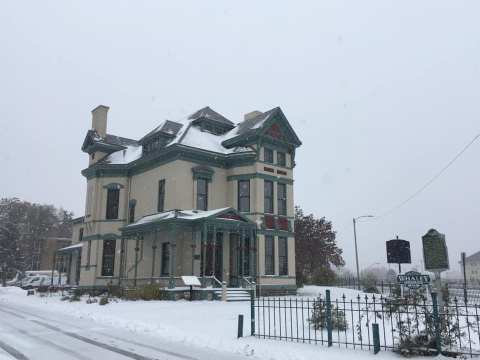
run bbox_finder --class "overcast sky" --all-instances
[1,1,479,274]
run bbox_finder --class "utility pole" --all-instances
[353,218,360,290]
[353,215,374,290]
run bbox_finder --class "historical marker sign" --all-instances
[422,229,449,272]
[386,238,411,264]
[397,271,431,290]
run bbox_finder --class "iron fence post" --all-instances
[372,323,380,354]
[251,288,255,336]
[238,314,244,338]
[431,292,442,355]
[326,289,333,346]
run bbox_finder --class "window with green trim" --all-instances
[101,239,116,276]
[106,188,120,220]
[238,180,250,212]
[264,148,274,163]
[277,183,287,216]
[277,151,286,167]
[264,180,274,214]
[265,235,275,275]
[278,236,288,275]
[196,178,208,211]
[158,179,165,212]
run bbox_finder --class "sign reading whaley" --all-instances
[422,229,449,272]
[397,271,431,290]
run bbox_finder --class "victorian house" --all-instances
[60,105,301,295]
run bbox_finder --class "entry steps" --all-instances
[213,288,252,302]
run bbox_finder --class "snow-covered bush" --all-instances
[308,297,348,331]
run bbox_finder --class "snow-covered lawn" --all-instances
[0,286,450,360]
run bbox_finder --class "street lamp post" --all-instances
[353,215,374,290]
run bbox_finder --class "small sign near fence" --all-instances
[397,271,431,290]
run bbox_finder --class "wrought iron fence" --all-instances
[251,291,480,357]
[320,276,480,304]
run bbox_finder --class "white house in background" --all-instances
[58,105,302,295]
[464,251,480,284]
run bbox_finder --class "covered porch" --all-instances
[119,207,257,289]
[53,242,83,286]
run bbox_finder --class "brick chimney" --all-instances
[244,110,263,121]
[91,105,109,137]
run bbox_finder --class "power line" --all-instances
[378,132,480,218]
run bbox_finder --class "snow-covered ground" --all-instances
[0,286,451,360]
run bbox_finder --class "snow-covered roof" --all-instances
[101,107,259,165]
[57,243,83,253]
[124,207,254,231]
[102,145,143,164]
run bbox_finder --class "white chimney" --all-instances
[244,110,263,121]
[91,105,109,137]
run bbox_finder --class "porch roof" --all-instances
[121,207,256,235]
[57,242,83,253]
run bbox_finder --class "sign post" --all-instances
[422,229,449,309]
[386,236,411,297]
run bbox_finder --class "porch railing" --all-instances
[201,276,223,288]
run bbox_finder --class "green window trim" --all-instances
[196,178,208,211]
[265,235,275,275]
[106,188,120,220]
[191,165,214,181]
[238,180,250,213]
[264,180,274,214]
[227,173,293,185]
[103,183,124,189]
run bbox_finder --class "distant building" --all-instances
[464,251,480,284]
[59,105,301,294]
[38,237,72,270]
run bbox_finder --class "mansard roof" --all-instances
[82,106,301,176]
[188,106,234,126]
[81,129,138,154]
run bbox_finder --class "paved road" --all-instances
[0,301,248,360]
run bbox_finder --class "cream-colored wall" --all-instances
[71,223,84,245]
[80,144,298,288]
[130,160,231,219]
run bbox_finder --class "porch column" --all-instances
[190,228,196,276]
[249,229,255,279]
[240,228,245,279]
[151,230,158,285]
[168,225,177,289]
[211,224,216,277]
[118,237,125,287]
[67,253,73,285]
[202,223,207,278]
[124,236,129,283]
[134,237,139,287]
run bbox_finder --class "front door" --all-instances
[229,233,250,287]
